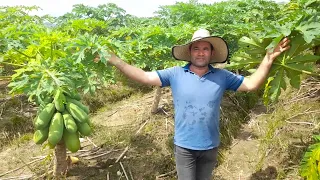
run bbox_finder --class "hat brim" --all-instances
[172,36,229,64]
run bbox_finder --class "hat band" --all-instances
[191,36,210,41]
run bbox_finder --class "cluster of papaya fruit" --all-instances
[33,89,91,153]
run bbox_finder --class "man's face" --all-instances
[190,41,214,68]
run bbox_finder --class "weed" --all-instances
[253,78,320,178]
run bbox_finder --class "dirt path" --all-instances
[215,105,277,180]
[215,126,263,180]
[91,93,155,127]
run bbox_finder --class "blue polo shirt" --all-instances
[156,63,244,150]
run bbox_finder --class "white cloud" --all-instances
[0,0,289,17]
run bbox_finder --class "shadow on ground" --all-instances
[249,166,277,180]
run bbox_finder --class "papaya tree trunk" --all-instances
[53,141,67,177]
[151,86,162,114]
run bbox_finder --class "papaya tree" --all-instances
[227,7,320,104]
[0,6,115,176]
[225,0,320,178]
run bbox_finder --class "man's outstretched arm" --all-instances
[237,37,290,91]
[101,53,162,87]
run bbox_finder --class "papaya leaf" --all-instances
[95,47,111,64]
[314,135,320,142]
[285,68,301,89]
[263,76,274,106]
[296,40,318,55]
[265,34,284,51]
[247,69,256,74]
[268,64,282,77]
[76,48,86,63]
[288,54,320,63]
[268,68,286,102]
[239,36,263,49]
[248,32,262,45]
[300,142,320,179]
[227,57,261,69]
[279,24,292,37]
[296,16,320,43]
[304,0,320,8]
[285,63,316,76]
[286,33,306,58]
[247,48,266,55]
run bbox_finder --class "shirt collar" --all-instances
[183,63,215,73]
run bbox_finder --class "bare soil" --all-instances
[214,104,280,180]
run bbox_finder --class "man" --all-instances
[104,29,290,180]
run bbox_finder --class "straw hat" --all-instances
[172,29,229,63]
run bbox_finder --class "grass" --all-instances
[87,101,177,179]
[219,91,259,149]
[0,84,35,149]
[92,125,134,148]
[0,114,34,150]
[250,77,320,179]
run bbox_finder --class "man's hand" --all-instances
[237,37,291,92]
[93,52,119,65]
[93,54,100,63]
[267,37,291,60]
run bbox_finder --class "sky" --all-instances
[0,0,289,18]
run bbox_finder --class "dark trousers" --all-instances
[174,145,218,180]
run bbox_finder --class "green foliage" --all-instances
[227,12,320,104]
[1,9,114,101]
[300,135,320,180]
[156,0,282,54]
[55,3,134,36]
[108,25,182,70]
